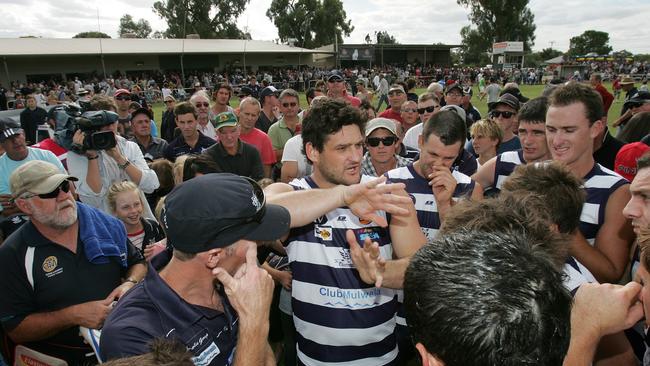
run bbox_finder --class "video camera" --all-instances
[71,110,119,153]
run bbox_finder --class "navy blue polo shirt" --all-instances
[162,132,216,162]
[100,264,239,365]
[0,219,143,363]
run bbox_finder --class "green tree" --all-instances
[539,47,563,61]
[118,14,152,38]
[73,31,111,38]
[457,0,536,64]
[568,30,612,56]
[153,0,250,39]
[374,31,398,44]
[266,0,353,49]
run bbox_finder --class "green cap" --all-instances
[213,111,238,130]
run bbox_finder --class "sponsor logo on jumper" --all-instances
[315,226,332,241]
[320,287,382,308]
[337,215,347,221]
[357,228,380,241]
[191,342,220,366]
[42,256,57,273]
[334,249,353,267]
[188,332,210,351]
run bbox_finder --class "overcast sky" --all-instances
[1,0,650,53]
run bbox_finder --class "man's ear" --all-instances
[305,142,319,165]
[415,342,446,366]
[590,119,605,139]
[14,198,31,215]
[206,248,223,269]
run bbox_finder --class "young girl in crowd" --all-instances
[470,119,503,168]
[108,181,166,261]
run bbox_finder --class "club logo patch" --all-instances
[42,256,57,273]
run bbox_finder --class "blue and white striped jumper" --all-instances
[493,149,526,191]
[286,176,399,366]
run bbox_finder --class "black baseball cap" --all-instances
[327,70,344,82]
[0,117,23,142]
[131,107,153,120]
[260,86,279,99]
[625,91,650,107]
[162,173,290,254]
[238,86,253,97]
[445,83,464,96]
[501,87,529,103]
[491,93,521,111]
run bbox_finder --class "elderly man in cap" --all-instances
[129,108,168,161]
[0,118,64,217]
[615,90,650,135]
[160,95,177,142]
[0,160,146,364]
[326,70,361,107]
[100,173,289,365]
[113,89,133,137]
[203,111,264,181]
[362,118,411,177]
[379,84,407,123]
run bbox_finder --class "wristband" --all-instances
[87,155,99,160]
[118,161,131,170]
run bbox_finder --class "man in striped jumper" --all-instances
[546,82,634,284]
[472,96,551,195]
[385,109,483,241]
[265,99,426,366]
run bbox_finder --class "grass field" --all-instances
[151,82,623,134]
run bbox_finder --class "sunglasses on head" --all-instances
[282,102,297,108]
[164,100,174,104]
[490,110,515,119]
[195,102,209,108]
[418,105,439,114]
[21,180,71,200]
[366,136,397,147]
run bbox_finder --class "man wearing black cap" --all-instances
[0,160,146,365]
[129,108,168,161]
[327,70,361,107]
[247,76,261,99]
[614,91,650,137]
[0,118,65,217]
[256,86,279,133]
[467,93,522,157]
[100,173,291,365]
[160,95,177,143]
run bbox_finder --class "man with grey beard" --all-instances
[0,160,146,365]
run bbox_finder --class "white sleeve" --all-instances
[403,124,422,150]
[281,136,301,163]
[124,141,160,194]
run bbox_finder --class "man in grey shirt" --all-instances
[481,77,501,109]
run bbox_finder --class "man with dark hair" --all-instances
[404,229,572,366]
[473,96,551,194]
[256,86,279,133]
[162,102,215,162]
[546,82,633,283]
[211,83,234,116]
[386,110,482,240]
[247,76,261,99]
[19,94,47,145]
[101,173,290,364]
[265,98,425,365]
[0,160,146,364]
[160,95,176,142]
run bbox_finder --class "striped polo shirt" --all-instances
[579,163,629,245]
[287,176,399,366]
[563,256,597,296]
[385,163,476,241]
[493,150,526,191]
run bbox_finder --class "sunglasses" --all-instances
[282,102,298,108]
[402,108,418,113]
[418,105,440,114]
[629,102,647,109]
[22,180,71,200]
[490,110,515,119]
[366,136,397,147]
[115,96,131,101]
[195,102,209,108]
[211,177,266,237]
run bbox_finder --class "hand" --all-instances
[342,176,413,227]
[70,295,114,329]
[572,282,644,340]
[105,146,125,164]
[0,194,16,211]
[213,244,274,326]
[144,240,167,261]
[72,129,85,145]
[346,230,385,288]
[428,166,456,207]
[277,271,292,291]
[107,281,136,302]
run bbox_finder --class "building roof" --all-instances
[0,38,333,57]
[341,43,462,50]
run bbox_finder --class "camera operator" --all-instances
[67,110,159,221]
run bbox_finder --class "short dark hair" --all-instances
[183,155,222,181]
[501,161,585,234]
[173,102,197,119]
[549,82,604,125]
[406,78,416,90]
[214,83,233,98]
[306,87,322,103]
[518,96,548,124]
[421,110,466,147]
[441,192,568,268]
[618,112,650,143]
[301,99,364,164]
[638,153,650,171]
[404,229,571,366]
